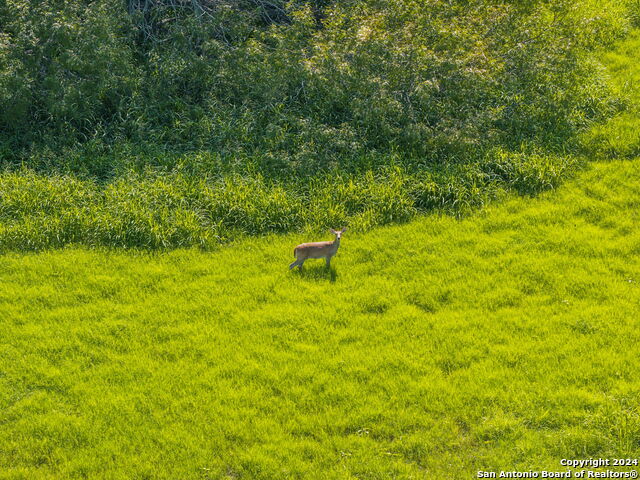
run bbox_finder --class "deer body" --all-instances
[289,228,346,270]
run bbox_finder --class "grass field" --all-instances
[2,157,640,479]
[583,30,640,159]
[3,10,640,480]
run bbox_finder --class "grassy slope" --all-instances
[1,157,640,479]
[583,29,640,158]
[2,21,640,480]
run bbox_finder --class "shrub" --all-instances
[0,0,629,170]
[0,0,633,251]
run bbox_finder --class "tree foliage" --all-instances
[0,0,628,175]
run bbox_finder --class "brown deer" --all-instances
[289,227,347,270]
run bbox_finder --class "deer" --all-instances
[289,227,347,270]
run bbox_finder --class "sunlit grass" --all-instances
[1,158,639,479]
[2,13,640,480]
[582,30,640,158]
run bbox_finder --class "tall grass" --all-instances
[581,30,640,158]
[0,150,576,251]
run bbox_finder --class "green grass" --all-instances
[2,157,640,479]
[2,13,640,480]
[0,152,577,251]
[582,29,640,158]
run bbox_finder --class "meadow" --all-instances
[3,1,640,478]
[2,157,640,479]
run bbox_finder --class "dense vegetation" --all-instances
[0,0,636,249]
[2,5,640,478]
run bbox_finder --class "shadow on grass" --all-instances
[292,265,338,283]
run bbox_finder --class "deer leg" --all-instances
[298,259,305,270]
[325,256,331,268]
[289,260,299,270]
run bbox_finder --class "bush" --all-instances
[0,0,629,170]
[0,0,633,250]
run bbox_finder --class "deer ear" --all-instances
[329,228,337,234]
[341,227,347,233]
